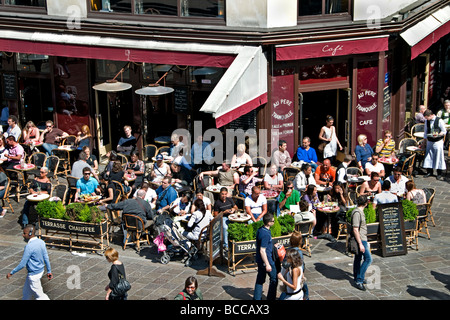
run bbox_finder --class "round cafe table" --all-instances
[228,212,251,223]
[261,189,279,199]
[315,202,340,235]
[26,193,50,202]
[378,157,399,177]
[14,163,36,171]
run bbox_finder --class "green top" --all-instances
[174,288,203,300]
[279,189,301,210]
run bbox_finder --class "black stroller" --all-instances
[154,212,199,267]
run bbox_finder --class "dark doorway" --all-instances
[20,77,53,127]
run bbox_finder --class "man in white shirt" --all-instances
[272,140,291,172]
[387,167,408,196]
[245,186,268,223]
[364,153,385,178]
[336,154,353,184]
[4,115,21,141]
[423,109,447,180]
[373,180,398,209]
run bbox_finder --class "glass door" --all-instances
[94,90,112,163]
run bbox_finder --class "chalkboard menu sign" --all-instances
[196,213,225,278]
[377,202,407,257]
[2,73,17,100]
[173,86,189,113]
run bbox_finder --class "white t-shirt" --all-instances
[365,161,385,173]
[133,188,157,208]
[245,195,267,216]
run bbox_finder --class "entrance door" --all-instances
[337,88,352,153]
[299,89,350,157]
[95,90,112,163]
[20,77,53,126]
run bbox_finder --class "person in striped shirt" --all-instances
[375,130,396,158]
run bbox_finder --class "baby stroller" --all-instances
[154,212,199,267]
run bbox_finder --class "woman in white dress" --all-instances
[278,248,304,300]
[318,115,342,163]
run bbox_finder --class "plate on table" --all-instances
[80,195,101,202]
[206,185,222,192]
[406,146,419,151]
[261,190,279,198]
[228,213,250,222]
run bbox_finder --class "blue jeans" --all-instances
[253,260,278,300]
[223,216,230,248]
[353,241,372,284]
[43,143,58,156]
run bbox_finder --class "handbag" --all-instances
[111,265,131,297]
[318,141,328,153]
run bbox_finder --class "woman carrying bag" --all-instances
[277,248,305,300]
[105,248,130,300]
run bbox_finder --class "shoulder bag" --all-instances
[347,209,361,255]
[111,265,131,297]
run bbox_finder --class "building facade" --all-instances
[0,0,449,162]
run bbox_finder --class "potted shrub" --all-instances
[401,199,419,230]
[346,205,379,235]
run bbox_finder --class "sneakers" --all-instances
[0,209,6,218]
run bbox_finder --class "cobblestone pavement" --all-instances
[0,174,449,301]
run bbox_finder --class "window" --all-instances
[299,0,349,16]
[16,53,50,73]
[4,0,46,7]
[90,0,225,18]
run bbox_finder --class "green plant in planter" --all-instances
[401,199,419,221]
[35,200,57,219]
[228,216,290,242]
[346,205,378,224]
[228,223,252,242]
[278,214,295,235]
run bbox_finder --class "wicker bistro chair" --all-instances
[62,135,77,146]
[51,184,68,205]
[411,124,424,140]
[283,167,300,183]
[295,220,313,257]
[422,187,436,227]
[144,144,157,163]
[122,214,152,252]
[66,176,78,204]
[1,176,14,213]
[5,169,28,202]
[156,146,171,157]
[51,149,70,176]
[398,138,418,155]
[400,154,416,180]
[252,156,268,178]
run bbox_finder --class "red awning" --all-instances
[276,36,389,61]
[0,38,235,68]
[409,21,449,60]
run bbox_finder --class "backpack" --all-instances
[272,242,286,273]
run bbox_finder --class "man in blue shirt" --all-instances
[7,225,53,300]
[253,213,277,300]
[75,167,100,202]
[155,176,178,213]
[117,125,136,155]
[296,137,318,172]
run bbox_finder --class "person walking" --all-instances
[277,248,304,300]
[104,247,128,300]
[351,195,372,291]
[6,225,53,300]
[253,213,277,300]
[318,115,342,163]
[174,276,203,300]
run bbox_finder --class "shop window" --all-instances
[4,0,46,7]
[16,54,50,73]
[299,62,348,84]
[90,0,225,18]
[299,0,349,16]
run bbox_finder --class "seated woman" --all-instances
[22,121,41,144]
[301,184,320,211]
[108,160,131,197]
[21,167,52,227]
[0,167,8,218]
[293,199,316,229]
[170,191,193,217]
[231,143,253,168]
[355,134,373,170]
[182,198,213,242]
[327,182,348,238]
[83,146,98,172]
[263,164,284,192]
[293,163,316,191]
[190,189,212,213]
[405,180,426,204]
[98,173,118,211]
[0,134,7,159]
[279,181,301,211]
[124,151,145,192]
[75,125,93,150]
[358,172,382,198]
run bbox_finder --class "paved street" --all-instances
[0,174,449,301]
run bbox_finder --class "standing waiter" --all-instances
[423,109,446,181]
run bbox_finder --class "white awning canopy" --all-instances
[199,46,268,128]
[400,5,450,60]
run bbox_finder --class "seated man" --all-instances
[190,189,212,213]
[245,186,268,223]
[373,180,398,209]
[74,167,101,202]
[375,130,396,158]
[239,165,262,196]
[2,136,25,170]
[213,187,238,250]
[272,139,292,172]
[364,153,385,178]
[39,120,69,156]
[387,166,409,197]
[314,159,336,186]
[336,154,353,184]
[155,176,178,213]
[199,161,239,188]
[170,162,194,189]
[296,137,318,172]
[278,181,301,211]
[71,151,98,180]
[117,125,136,156]
[107,189,154,242]
[4,115,21,142]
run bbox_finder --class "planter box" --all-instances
[38,217,109,253]
[228,234,291,275]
